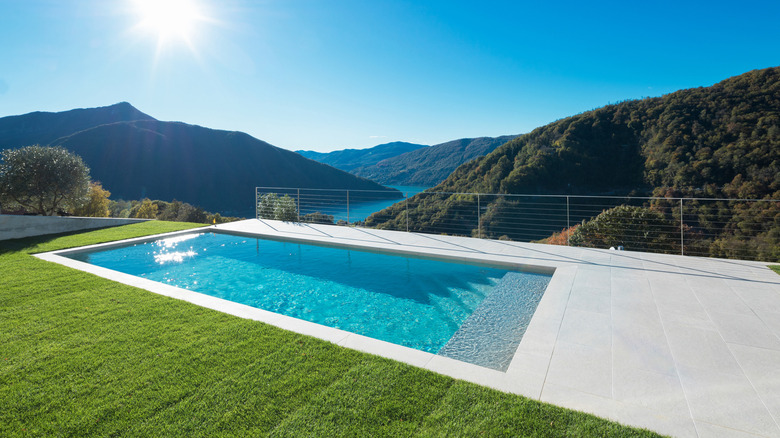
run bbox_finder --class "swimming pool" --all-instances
[64,231,551,370]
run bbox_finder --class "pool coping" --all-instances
[35,225,569,397]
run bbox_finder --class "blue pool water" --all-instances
[67,232,551,370]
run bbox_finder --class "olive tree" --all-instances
[133,198,159,219]
[0,145,91,215]
[73,182,111,217]
[256,193,298,221]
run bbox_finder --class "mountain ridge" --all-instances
[296,141,428,172]
[0,104,397,217]
[352,135,520,186]
[0,102,155,147]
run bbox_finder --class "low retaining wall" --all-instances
[0,215,150,241]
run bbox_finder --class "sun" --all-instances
[133,0,204,49]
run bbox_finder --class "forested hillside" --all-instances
[297,141,427,172]
[353,135,519,186]
[366,67,780,260]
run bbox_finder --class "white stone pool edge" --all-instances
[34,225,569,399]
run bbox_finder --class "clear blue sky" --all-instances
[1,0,778,152]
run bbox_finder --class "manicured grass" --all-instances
[0,222,662,437]
[770,265,780,276]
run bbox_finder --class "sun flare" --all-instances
[133,0,204,49]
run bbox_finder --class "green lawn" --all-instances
[770,265,780,276]
[0,222,662,437]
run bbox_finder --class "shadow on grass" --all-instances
[0,221,207,255]
[0,229,89,255]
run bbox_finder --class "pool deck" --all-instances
[40,219,780,437]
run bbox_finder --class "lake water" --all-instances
[281,185,430,223]
[333,185,429,222]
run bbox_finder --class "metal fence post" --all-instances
[405,192,409,233]
[566,196,570,246]
[680,198,684,256]
[346,190,350,225]
[297,188,300,222]
[477,193,481,239]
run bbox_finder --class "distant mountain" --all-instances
[0,104,397,217]
[297,141,427,172]
[352,135,519,186]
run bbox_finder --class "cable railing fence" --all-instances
[255,186,780,262]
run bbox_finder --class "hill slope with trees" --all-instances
[297,141,428,172]
[0,104,397,217]
[431,67,779,197]
[352,135,519,186]
[366,67,780,260]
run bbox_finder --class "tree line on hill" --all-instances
[0,145,240,225]
[299,136,519,187]
[297,142,427,173]
[109,198,241,224]
[365,67,780,261]
[78,182,244,224]
[351,136,520,186]
[76,183,242,224]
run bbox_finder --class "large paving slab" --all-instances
[38,219,780,437]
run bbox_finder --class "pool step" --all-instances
[437,272,549,371]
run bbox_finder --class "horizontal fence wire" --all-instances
[255,187,780,262]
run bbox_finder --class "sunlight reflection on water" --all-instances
[156,233,202,248]
[154,250,198,264]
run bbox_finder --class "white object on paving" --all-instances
[37,219,780,438]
